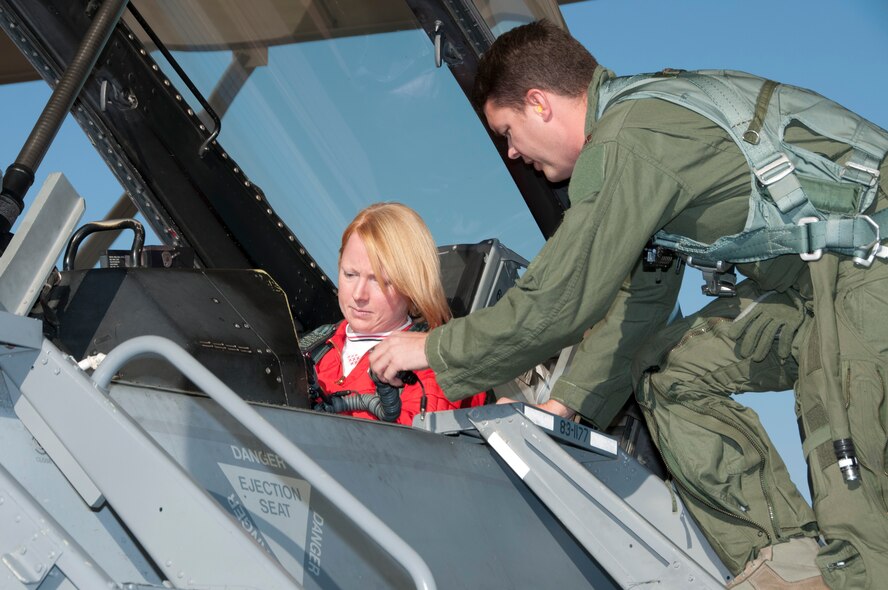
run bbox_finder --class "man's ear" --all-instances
[525,89,551,120]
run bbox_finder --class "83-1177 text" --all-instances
[558,419,590,445]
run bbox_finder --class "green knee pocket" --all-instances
[815,539,866,590]
[639,372,762,513]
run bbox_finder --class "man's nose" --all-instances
[507,146,520,160]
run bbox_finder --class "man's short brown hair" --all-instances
[473,20,598,110]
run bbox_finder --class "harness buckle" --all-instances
[842,161,880,188]
[687,257,737,297]
[797,217,823,261]
[754,153,795,186]
[852,214,882,267]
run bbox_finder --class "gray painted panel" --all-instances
[0,409,162,585]
[111,385,620,589]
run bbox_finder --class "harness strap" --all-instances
[807,255,861,482]
[683,74,824,216]
[743,79,779,145]
[300,321,341,365]
[655,207,888,265]
[802,424,839,470]
[598,69,888,269]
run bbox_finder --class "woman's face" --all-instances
[338,233,409,333]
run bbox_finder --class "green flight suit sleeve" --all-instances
[427,139,688,412]
[548,257,682,428]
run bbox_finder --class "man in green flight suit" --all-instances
[370,20,888,589]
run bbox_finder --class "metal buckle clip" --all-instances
[742,129,760,145]
[842,161,881,188]
[754,154,795,186]
[852,214,881,267]
[797,217,823,261]
[687,257,737,297]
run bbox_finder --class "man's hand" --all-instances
[369,332,429,384]
[724,289,807,362]
[496,396,577,420]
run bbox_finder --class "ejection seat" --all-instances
[33,218,310,408]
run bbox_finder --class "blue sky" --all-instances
[2,0,887,502]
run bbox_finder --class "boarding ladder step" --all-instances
[420,403,724,590]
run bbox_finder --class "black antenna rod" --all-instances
[0,0,129,241]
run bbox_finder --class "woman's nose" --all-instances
[352,278,369,300]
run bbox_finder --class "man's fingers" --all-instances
[368,332,430,383]
[538,398,577,419]
[368,342,396,383]
[368,336,411,384]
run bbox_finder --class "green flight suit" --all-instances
[426,65,888,587]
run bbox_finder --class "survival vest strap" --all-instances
[597,68,888,294]
[299,321,341,365]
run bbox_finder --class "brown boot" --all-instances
[727,537,828,589]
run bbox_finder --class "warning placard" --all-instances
[220,463,312,582]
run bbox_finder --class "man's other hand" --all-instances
[496,396,577,420]
[369,332,429,384]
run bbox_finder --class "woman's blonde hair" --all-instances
[339,203,451,329]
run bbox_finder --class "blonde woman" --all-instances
[305,203,486,424]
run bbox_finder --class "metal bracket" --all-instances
[0,491,62,585]
[686,257,737,297]
[433,20,443,68]
[0,461,117,589]
[0,173,84,316]
[99,79,138,112]
[851,214,882,267]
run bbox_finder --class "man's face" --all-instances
[483,98,576,182]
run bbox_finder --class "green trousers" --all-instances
[633,259,888,589]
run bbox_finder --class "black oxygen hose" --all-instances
[323,372,419,422]
[369,370,416,422]
[308,361,419,422]
[328,393,394,421]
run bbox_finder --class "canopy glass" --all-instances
[126,0,567,278]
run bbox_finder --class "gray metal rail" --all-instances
[466,404,725,589]
[93,335,436,590]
